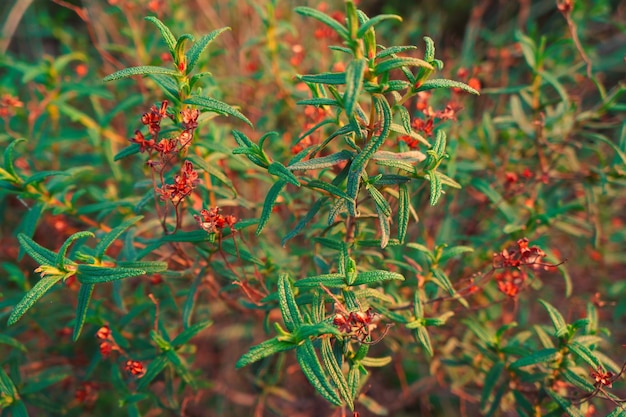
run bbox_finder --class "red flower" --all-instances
[125,360,146,378]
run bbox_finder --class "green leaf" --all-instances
[277,274,303,331]
[0,334,27,351]
[539,299,568,338]
[294,273,344,289]
[72,283,94,341]
[136,355,168,391]
[481,361,505,408]
[413,326,433,357]
[182,271,203,328]
[423,36,435,61]
[353,95,391,169]
[375,45,417,60]
[439,246,474,263]
[268,162,300,187]
[114,144,140,161]
[8,275,64,325]
[76,265,147,284]
[236,337,297,368]
[374,196,391,248]
[470,177,519,223]
[287,150,354,171]
[356,14,401,38]
[397,183,409,243]
[298,72,346,85]
[17,233,57,266]
[353,270,404,286]
[374,57,433,75]
[171,320,212,347]
[256,180,287,235]
[282,197,328,245]
[296,341,343,406]
[545,389,585,417]
[321,338,353,409]
[306,181,350,200]
[115,261,167,273]
[145,16,177,55]
[187,153,236,196]
[294,7,349,40]
[568,341,602,369]
[366,185,391,217]
[103,66,179,82]
[296,98,341,106]
[509,348,560,369]
[415,79,479,95]
[23,170,71,186]
[184,95,252,127]
[185,27,230,74]
[343,59,366,117]
[3,138,26,179]
[0,366,18,397]
[164,350,196,388]
[93,217,141,260]
[427,170,442,206]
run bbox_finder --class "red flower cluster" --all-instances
[157,160,198,204]
[492,238,551,298]
[333,308,378,342]
[0,93,23,118]
[96,324,117,358]
[75,381,98,405]
[194,206,237,234]
[493,238,546,269]
[125,360,146,378]
[590,366,614,388]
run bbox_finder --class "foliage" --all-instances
[0,0,624,416]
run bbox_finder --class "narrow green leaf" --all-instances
[288,150,354,171]
[296,341,343,406]
[145,16,177,54]
[539,299,568,338]
[72,283,94,341]
[356,14,401,38]
[294,7,349,40]
[296,98,340,106]
[93,216,142,260]
[103,66,179,82]
[8,275,64,325]
[397,183,409,243]
[185,27,230,74]
[4,138,26,179]
[172,320,212,347]
[423,36,435,61]
[278,274,303,331]
[236,337,297,368]
[415,79,479,95]
[439,246,474,263]
[0,334,26,351]
[17,234,57,266]
[0,367,18,397]
[76,265,147,284]
[366,185,391,217]
[374,57,433,75]
[428,170,442,206]
[282,197,328,245]
[481,361,505,408]
[294,273,345,289]
[470,177,519,223]
[413,326,433,357]
[268,162,300,187]
[569,341,602,369]
[545,389,585,417]
[353,94,391,168]
[375,45,417,60]
[185,95,252,127]
[374,198,391,249]
[186,153,236,197]
[23,170,70,186]
[343,59,366,117]
[182,270,203,328]
[231,129,254,147]
[321,338,353,409]
[509,348,560,369]
[306,180,350,200]
[347,365,361,400]
[353,270,404,286]
[136,355,168,391]
[113,144,140,161]
[256,180,287,235]
[298,72,346,85]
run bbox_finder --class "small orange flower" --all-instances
[125,360,146,378]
